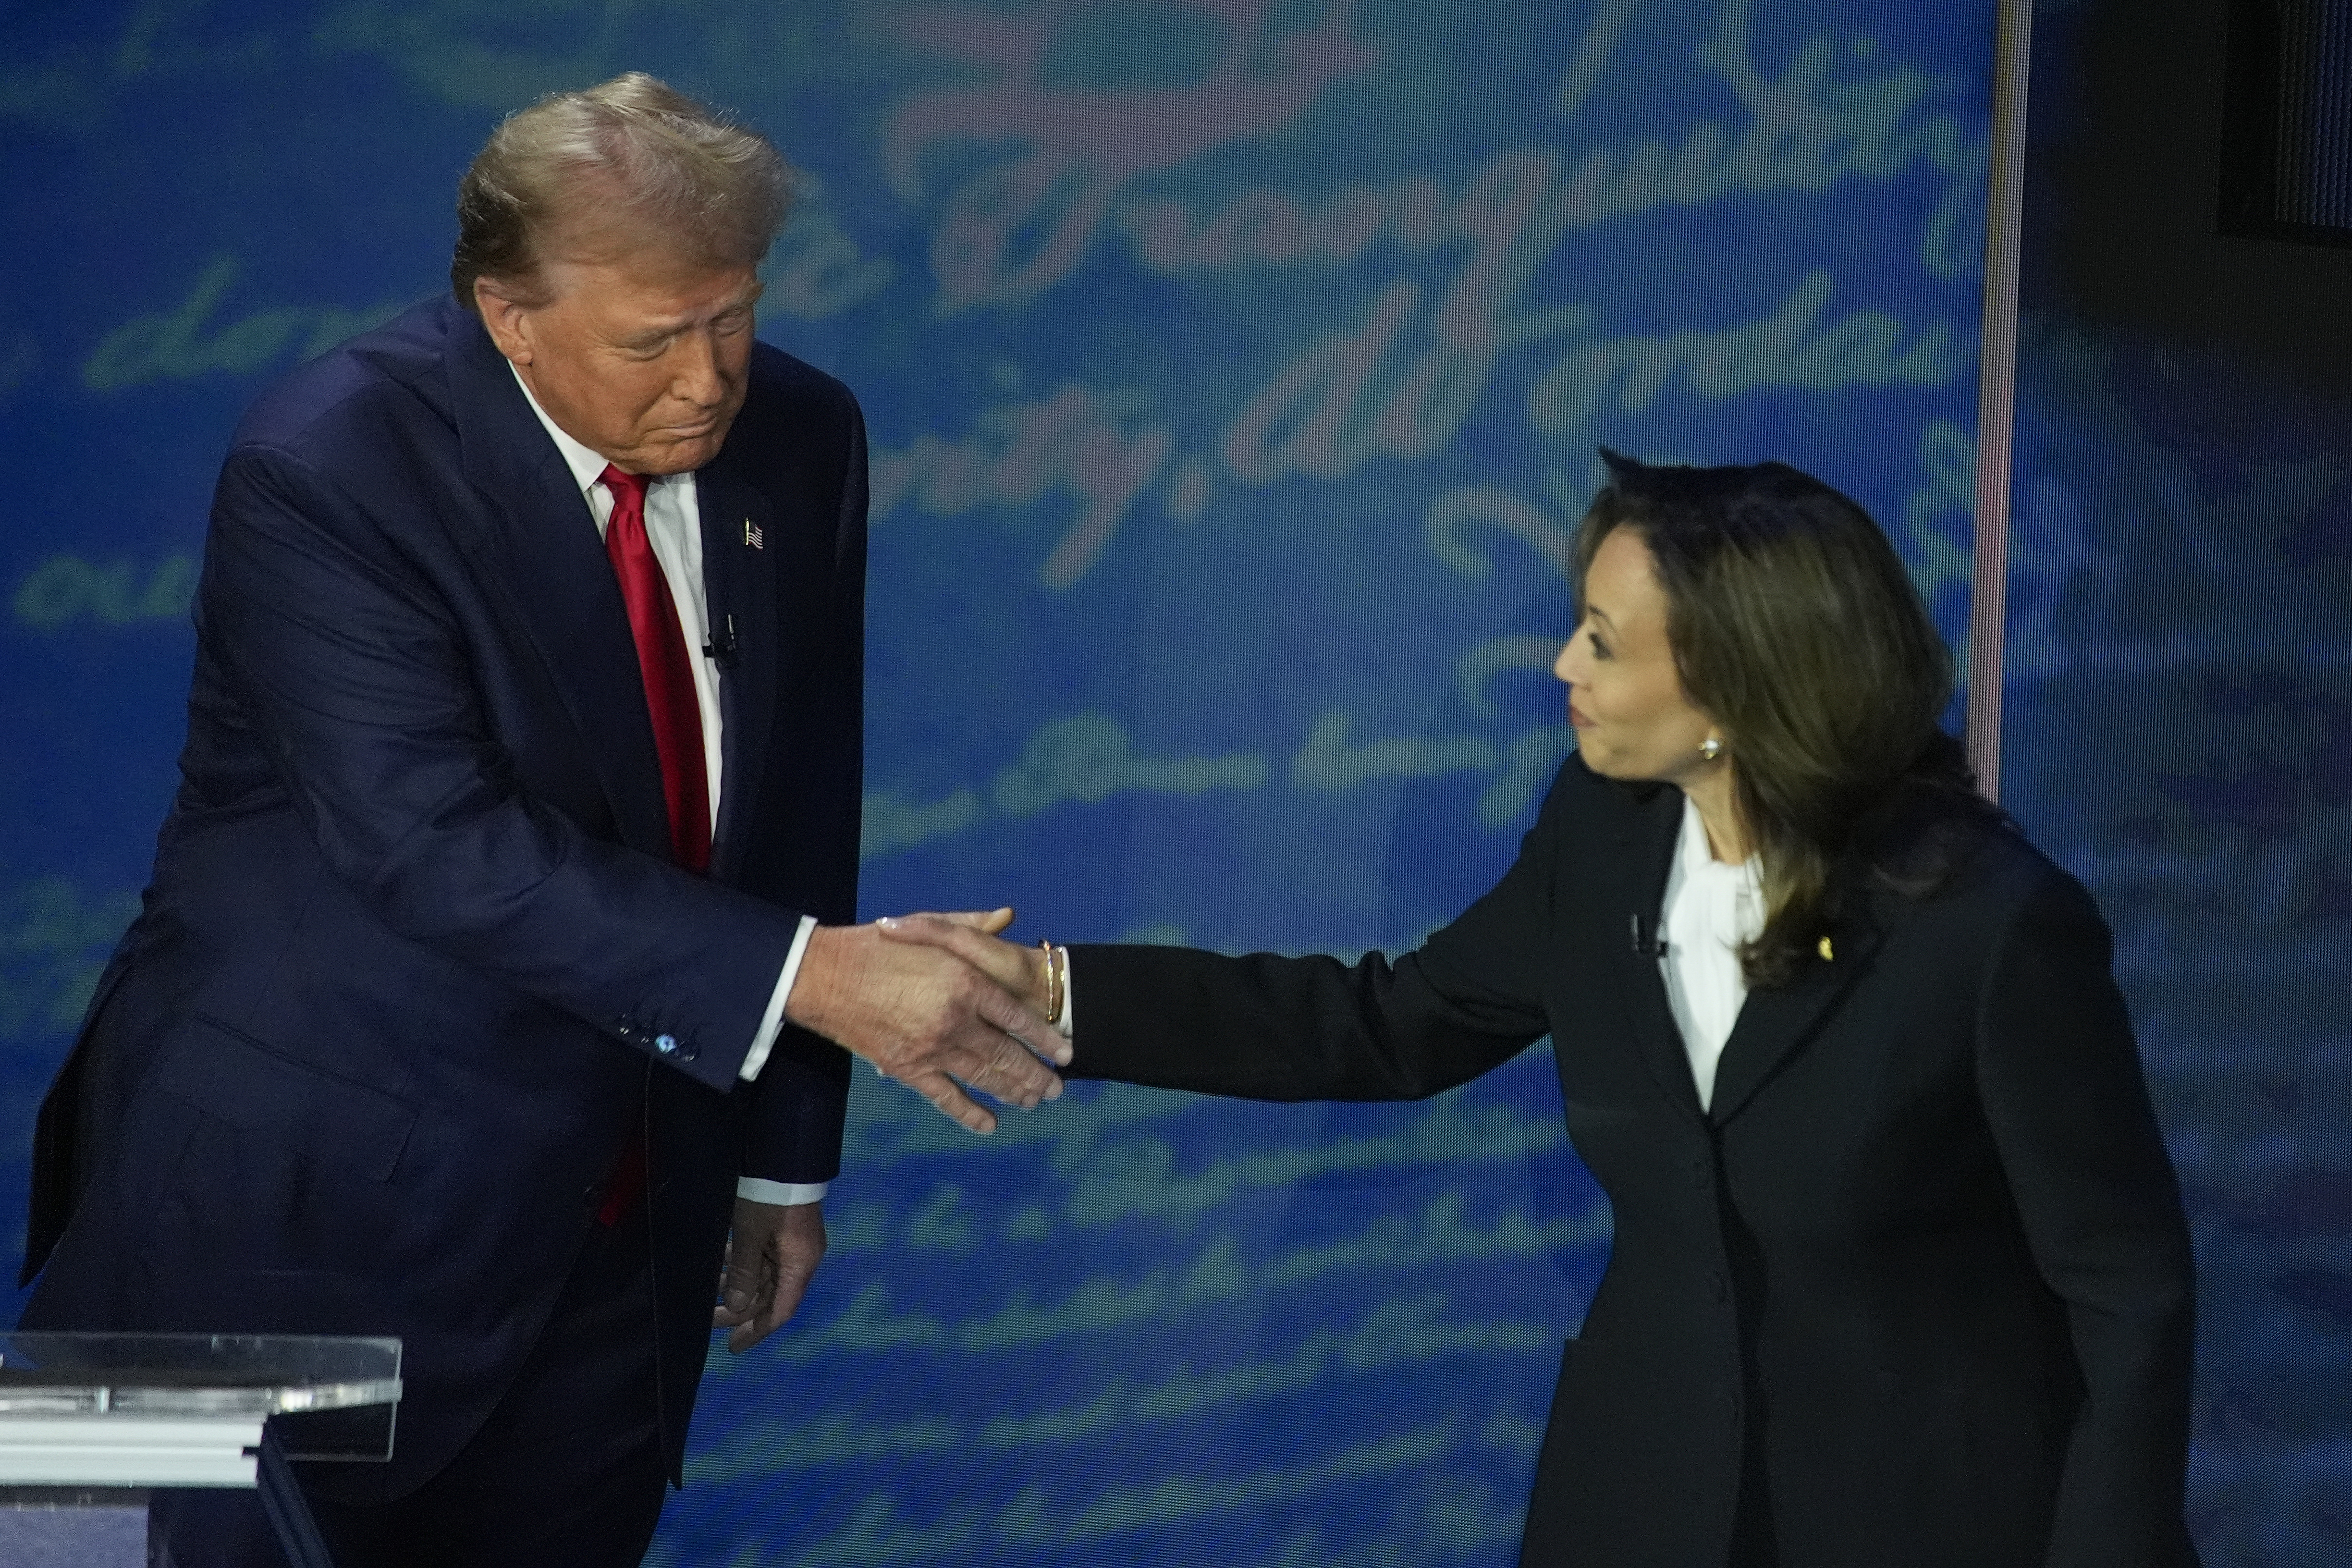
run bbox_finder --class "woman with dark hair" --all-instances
[891,454,2197,1568]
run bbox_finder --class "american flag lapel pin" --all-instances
[744,518,764,550]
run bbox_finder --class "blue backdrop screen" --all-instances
[0,3,2038,1561]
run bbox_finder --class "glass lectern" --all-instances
[0,1332,401,1568]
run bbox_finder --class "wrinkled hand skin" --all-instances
[714,1198,826,1353]
[874,910,1054,1016]
[786,908,1067,1134]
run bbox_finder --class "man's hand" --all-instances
[714,1199,826,1353]
[786,909,1068,1134]
[873,911,1054,1015]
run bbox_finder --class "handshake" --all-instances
[718,908,1069,1352]
[781,906,1067,1135]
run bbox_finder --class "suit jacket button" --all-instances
[675,1040,698,1063]
[654,1033,679,1055]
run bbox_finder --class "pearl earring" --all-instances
[1699,736,1723,762]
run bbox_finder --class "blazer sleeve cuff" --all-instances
[736,1177,828,1205]
[738,915,818,1081]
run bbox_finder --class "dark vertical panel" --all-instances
[2012,0,2352,1557]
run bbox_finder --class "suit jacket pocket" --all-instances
[152,1015,418,1183]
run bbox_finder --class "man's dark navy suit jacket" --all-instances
[19,295,866,1499]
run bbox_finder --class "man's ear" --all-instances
[473,279,533,365]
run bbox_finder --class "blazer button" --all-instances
[654,1033,679,1055]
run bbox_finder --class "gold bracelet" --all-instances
[1038,938,1065,1025]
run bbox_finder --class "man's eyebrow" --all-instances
[705,281,764,319]
[622,284,766,344]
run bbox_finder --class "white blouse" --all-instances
[1657,791,1764,1111]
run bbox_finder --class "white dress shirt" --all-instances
[513,368,823,1205]
[1656,791,1764,1111]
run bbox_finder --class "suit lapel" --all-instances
[1707,896,1883,1126]
[442,312,673,860]
[692,452,783,882]
[1595,784,1706,1126]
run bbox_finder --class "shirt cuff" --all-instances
[738,914,819,1082]
[736,1177,828,1205]
[1056,951,1076,1041]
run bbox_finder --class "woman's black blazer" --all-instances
[1069,754,2196,1568]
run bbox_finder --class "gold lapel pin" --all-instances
[744,518,764,550]
[1817,935,1835,962]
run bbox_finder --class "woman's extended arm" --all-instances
[1056,766,1582,1103]
[881,761,1594,1102]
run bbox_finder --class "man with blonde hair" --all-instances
[21,74,1059,1566]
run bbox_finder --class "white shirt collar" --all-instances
[508,362,630,496]
[1659,791,1763,1109]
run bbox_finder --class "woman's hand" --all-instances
[876,907,1055,1017]
[789,906,1066,1133]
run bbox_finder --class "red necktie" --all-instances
[596,465,707,1228]
[600,465,711,875]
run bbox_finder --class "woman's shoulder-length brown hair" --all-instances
[1575,451,1991,986]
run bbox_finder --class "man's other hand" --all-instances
[714,1198,826,1353]
[786,910,1068,1134]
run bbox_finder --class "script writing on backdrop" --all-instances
[0,3,1990,1562]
